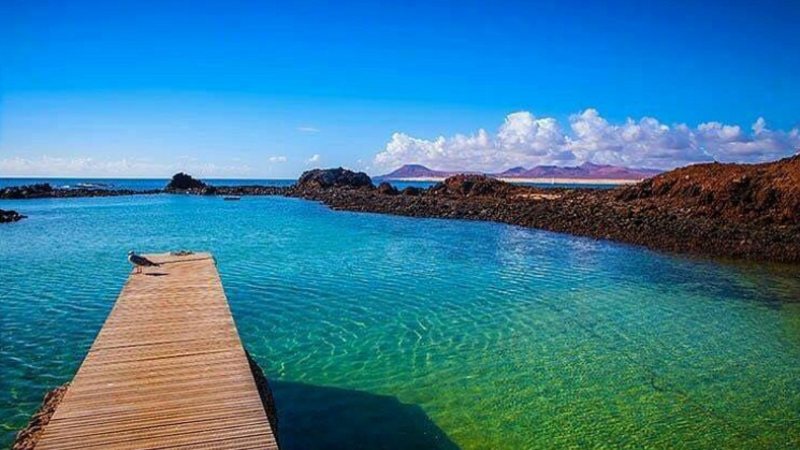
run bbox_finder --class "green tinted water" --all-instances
[1,195,799,448]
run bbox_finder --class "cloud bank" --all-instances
[374,109,800,172]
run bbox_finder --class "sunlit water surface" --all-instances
[1,195,799,449]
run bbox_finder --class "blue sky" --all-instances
[1,0,799,177]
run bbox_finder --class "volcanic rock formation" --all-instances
[297,168,373,190]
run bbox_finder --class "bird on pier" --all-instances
[127,251,160,274]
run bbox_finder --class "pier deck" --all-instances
[35,252,278,449]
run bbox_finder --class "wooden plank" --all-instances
[35,253,279,450]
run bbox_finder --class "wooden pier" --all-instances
[35,252,279,449]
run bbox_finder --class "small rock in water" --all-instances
[0,209,26,223]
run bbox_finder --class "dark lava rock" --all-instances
[165,172,208,192]
[0,183,54,199]
[376,182,399,195]
[2,183,162,199]
[297,168,373,190]
[401,186,422,196]
[429,174,520,198]
[0,209,26,223]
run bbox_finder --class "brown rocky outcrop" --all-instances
[616,154,800,225]
[428,174,523,198]
[376,182,399,196]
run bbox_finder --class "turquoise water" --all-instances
[1,195,799,449]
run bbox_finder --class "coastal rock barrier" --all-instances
[0,183,161,199]
[3,157,800,263]
[287,160,800,263]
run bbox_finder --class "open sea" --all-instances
[1,182,799,448]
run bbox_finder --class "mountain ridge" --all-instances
[377,163,662,181]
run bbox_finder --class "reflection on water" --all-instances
[1,194,799,449]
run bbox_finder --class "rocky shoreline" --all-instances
[285,158,800,264]
[0,183,161,199]
[3,156,799,263]
[293,179,800,263]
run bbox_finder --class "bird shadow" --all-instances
[271,380,461,450]
[144,272,169,277]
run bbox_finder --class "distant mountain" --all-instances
[496,166,528,177]
[376,164,457,179]
[378,163,661,181]
[517,162,661,180]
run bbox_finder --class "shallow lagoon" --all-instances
[1,194,799,448]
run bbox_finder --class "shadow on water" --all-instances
[271,380,461,450]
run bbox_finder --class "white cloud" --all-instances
[374,109,800,171]
[0,156,252,178]
[297,126,320,133]
[306,154,321,165]
[268,156,288,163]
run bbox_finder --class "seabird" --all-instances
[127,251,160,274]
